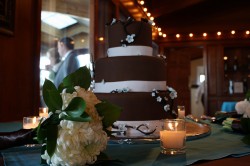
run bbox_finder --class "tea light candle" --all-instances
[23,116,40,129]
[178,106,185,119]
[39,107,49,118]
[160,130,186,149]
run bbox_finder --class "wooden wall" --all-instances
[0,0,41,122]
[159,39,250,116]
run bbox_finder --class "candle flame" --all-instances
[32,117,36,124]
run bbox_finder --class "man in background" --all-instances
[54,37,80,87]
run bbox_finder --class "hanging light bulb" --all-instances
[217,31,222,36]
[158,28,161,32]
[139,0,144,5]
[176,34,180,38]
[147,12,151,17]
[246,30,250,35]
[150,16,154,21]
[231,30,235,35]
[203,33,207,37]
[163,34,167,38]
[143,7,147,12]
[189,33,194,37]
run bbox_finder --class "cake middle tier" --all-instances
[95,92,169,121]
[94,56,166,92]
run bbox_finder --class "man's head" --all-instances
[57,37,74,58]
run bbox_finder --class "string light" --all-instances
[98,37,104,41]
[139,0,144,5]
[138,1,250,40]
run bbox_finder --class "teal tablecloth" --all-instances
[1,121,250,166]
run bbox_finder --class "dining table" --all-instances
[0,119,250,166]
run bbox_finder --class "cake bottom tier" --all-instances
[95,92,173,121]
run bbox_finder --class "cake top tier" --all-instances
[107,18,152,48]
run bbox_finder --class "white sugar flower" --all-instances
[111,18,116,25]
[169,91,177,99]
[164,105,170,112]
[151,92,156,97]
[157,96,162,102]
[126,34,136,43]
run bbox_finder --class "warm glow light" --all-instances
[159,32,163,36]
[98,37,104,41]
[81,39,85,43]
[246,31,250,35]
[224,56,228,60]
[143,7,147,12]
[139,0,144,5]
[158,28,161,31]
[217,31,221,36]
[189,33,193,37]
[152,22,155,26]
[163,34,167,38]
[150,16,154,21]
[231,30,235,35]
[147,12,151,17]
[176,34,180,38]
[203,33,207,37]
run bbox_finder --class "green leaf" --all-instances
[95,101,122,128]
[64,97,86,117]
[37,125,47,142]
[242,134,250,145]
[241,118,250,133]
[58,66,91,92]
[246,90,250,101]
[37,114,60,143]
[42,79,62,112]
[47,124,58,157]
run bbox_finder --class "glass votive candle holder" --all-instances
[23,116,40,129]
[177,105,185,119]
[160,119,186,155]
[39,107,49,118]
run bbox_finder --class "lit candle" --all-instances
[23,116,40,129]
[160,119,186,154]
[178,106,185,119]
[39,107,49,118]
[160,130,186,149]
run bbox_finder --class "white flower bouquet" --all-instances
[235,91,250,145]
[36,66,122,165]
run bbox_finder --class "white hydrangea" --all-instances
[42,87,108,165]
[42,120,108,166]
[235,99,250,118]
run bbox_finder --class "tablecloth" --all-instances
[1,121,250,166]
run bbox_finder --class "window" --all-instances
[40,0,91,106]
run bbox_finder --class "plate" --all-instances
[112,120,211,140]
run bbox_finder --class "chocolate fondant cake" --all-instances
[94,18,176,120]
